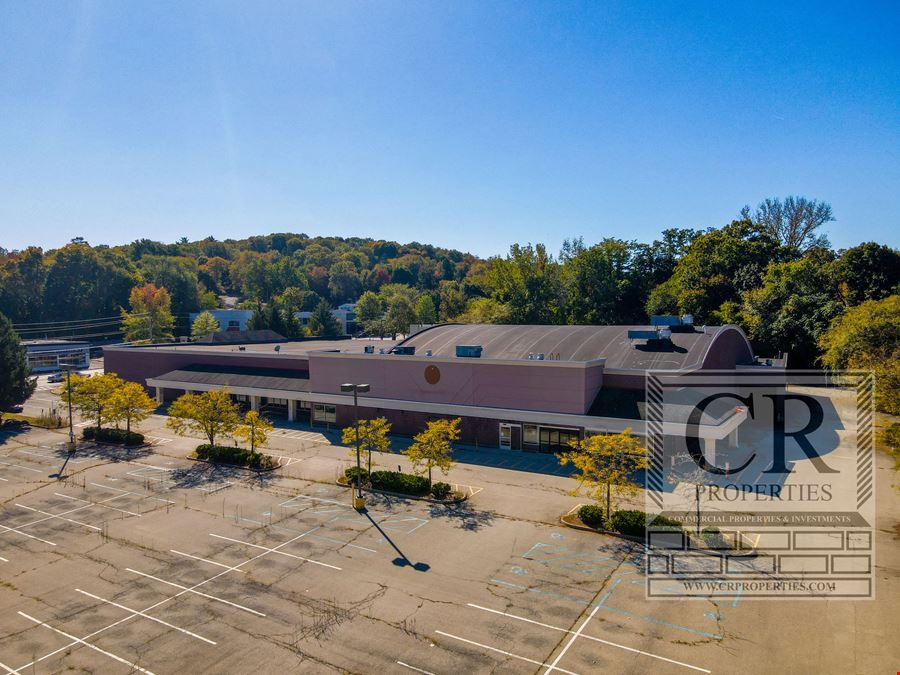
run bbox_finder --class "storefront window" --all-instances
[523,424,538,445]
[313,403,336,423]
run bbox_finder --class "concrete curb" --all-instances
[559,514,644,543]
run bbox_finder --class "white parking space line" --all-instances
[15,504,101,532]
[125,568,267,617]
[170,549,247,573]
[279,493,348,509]
[54,492,142,517]
[13,525,327,672]
[467,603,711,673]
[0,660,16,674]
[0,477,8,482]
[0,523,57,546]
[0,459,42,473]
[396,661,437,675]
[0,555,8,562]
[434,630,580,675]
[542,605,600,674]
[17,612,156,675]
[209,533,342,570]
[75,589,217,645]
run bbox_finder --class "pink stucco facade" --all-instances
[308,353,605,415]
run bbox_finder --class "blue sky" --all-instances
[1,1,898,257]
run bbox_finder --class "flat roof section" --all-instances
[112,337,398,356]
[153,364,310,393]
[399,323,739,369]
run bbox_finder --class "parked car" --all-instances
[47,373,64,383]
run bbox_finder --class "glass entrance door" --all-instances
[499,423,512,449]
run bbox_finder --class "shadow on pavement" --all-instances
[427,501,494,531]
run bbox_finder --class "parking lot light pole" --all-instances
[61,363,76,453]
[341,383,370,509]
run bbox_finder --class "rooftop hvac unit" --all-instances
[364,345,374,354]
[681,314,694,325]
[455,345,483,358]
[658,327,672,340]
[527,352,535,360]
[391,346,416,355]
[379,348,386,354]
[651,315,681,327]
[425,349,433,357]
[537,353,545,360]
[627,329,659,340]
[274,345,281,353]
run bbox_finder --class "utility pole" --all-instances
[147,313,153,343]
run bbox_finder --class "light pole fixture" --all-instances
[341,382,370,510]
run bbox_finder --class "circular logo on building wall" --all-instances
[424,365,441,385]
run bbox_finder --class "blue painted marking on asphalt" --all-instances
[511,566,528,575]
[731,587,742,607]
[593,604,722,639]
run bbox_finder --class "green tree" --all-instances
[328,260,362,304]
[107,381,157,433]
[166,389,241,447]
[42,243,136,321]
[561,429,648,522]
[191,311,221,341]
[0,247,47,323]
[121,283,176,343]
[646,220,785,323]
[455,297,511,324]
[480,243,562,324]
[234,410,274,453]
[742,250,844,367]
[404,418,459,487]
[385,294,416,338]
[342,417,392,474]
[414,295,438,324]
[833,242,900,305]
[438,280,468,320]
[0,312,36,425]
[308,299,341,337]
[356,290,385,332]
[818,295,900,414]
[139,254,201,317]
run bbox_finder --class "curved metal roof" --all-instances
[400,323,752,370]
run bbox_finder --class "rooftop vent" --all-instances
[455,345,483,358]
[425,349,433,357]
[274,345,281,353]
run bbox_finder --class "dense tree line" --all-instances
[1,196,898,371]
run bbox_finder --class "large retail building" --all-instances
[105,321,781,453]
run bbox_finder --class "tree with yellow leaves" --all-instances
[234,410,273,454]
[404,418,459,488]
[342,417,392,474]
[561,428,648,522]
[166,389,240,447]
[107,381,157,433]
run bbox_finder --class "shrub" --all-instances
[370,470,430,496]
[195,444,278,470]
[609,510,682,536]
[578,504,606,529]
[431,482,452,499]
[345,466,369,482]
[700,526,730,549]
[83,427,144,446]
[610,509,647,536]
